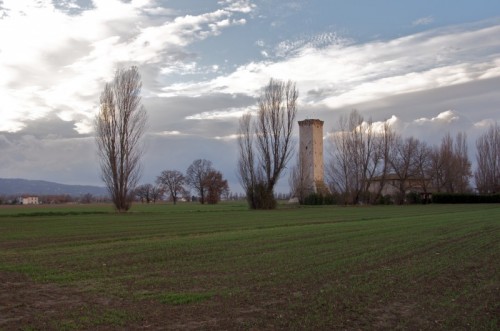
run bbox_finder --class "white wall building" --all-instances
[21,196,39,205]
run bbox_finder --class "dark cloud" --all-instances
[144,93,255,134]
[0,133,99,186]
[40,38,93,69]
[10,114,86,139]
[320,77,500,131]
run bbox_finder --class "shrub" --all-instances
[246,182,277,210]
[432,193,500,204]
[375,194,394,205]
[303,193,336,205]
[406,192,422,204]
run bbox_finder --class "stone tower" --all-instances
[298,119,327,194]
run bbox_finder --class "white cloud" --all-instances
[214,134,241,141]
[159,130,183,136]
[275,32,349,58]
[413,16,434,26]
[415,110,460,125]
[186,107,252,120]
[160,20,500,114]
[0,0,254,133]
[474,119,498,128]
[218,0,256,13]
[370,115,402,134]
[328,110,481,150]
[389,110,475,144]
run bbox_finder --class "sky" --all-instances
[1,0,500,194]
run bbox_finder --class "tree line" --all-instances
[135,159,229,205]
[290,110,500,204]
[95,67,498,211]
[323,110,472,205]
[95,67,230,211]
[0,194,109,205]
[294,110,499,205]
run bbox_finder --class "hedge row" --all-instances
[432,193,500,204]
[303,193,336,205]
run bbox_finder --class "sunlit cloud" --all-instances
[158,130,183,136]
[186,107,251,120]
[160,20,500,114]
[370,115,401,134]
[0,0,253,133]
[415,110,460,125]
[214,134,241,141]
[474,119,498,128]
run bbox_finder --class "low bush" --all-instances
[303,193,336,205]
[432,193,500,204]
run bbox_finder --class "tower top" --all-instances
[298,119,324,127]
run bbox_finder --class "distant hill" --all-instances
[0,178,109,197]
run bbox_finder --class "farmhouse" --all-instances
[368,174,433,202]
[21,196,39,205]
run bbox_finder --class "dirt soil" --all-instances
[0,271,282,330]
[2,267,498,330]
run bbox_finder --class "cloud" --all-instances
[406,110,474,139]
[0,0,254,134]
[0,133,99,185]
[186,107,251,120]
[474,119,498,129]
[157,130,183,136]
[412,16,434,26]
[274,32,349,58]
[415,110,459,125]
[1,2,499,194]
[214,134,241,141]
[160,19,500,114]
[218,0,256,14]
[327,109,481,159]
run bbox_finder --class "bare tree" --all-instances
[438,134,455,192]
[237,78,298,209]
[353,112,379,204]
[288,156,312,204]
[326,110,380,204]
[80,193,94,204]
[412,140,433,202]
[237,113,259,206]
[430,132,472,193]
[135,183,153,203]
[326,115,351,204]
[475,122,500,193]
[389,136,420,204]
[186,159,213,204]
[371,120,396,203]
[95,66,147,212]
[453,132,472,193]
[203,170,229,204]
[157,170,186,205]
[150,184,165,203]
